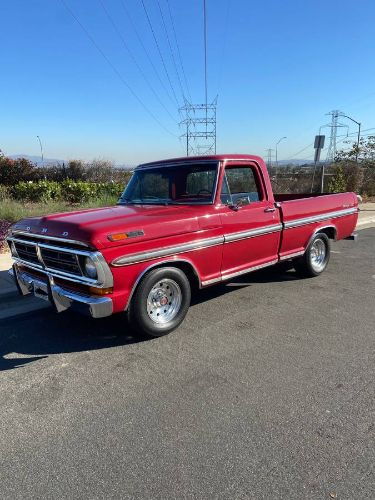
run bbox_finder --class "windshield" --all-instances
[118,162,218,205]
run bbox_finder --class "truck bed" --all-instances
[276,191,359,260]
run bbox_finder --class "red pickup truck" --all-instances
[7,155,358,336]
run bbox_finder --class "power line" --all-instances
[119,0,176,108]
[98,0,177,123]
[281,128,375,161]
[217,0,230,94]
[283,143,314,161]
[140,0,180,107]
[59,0,177,136]
[165,0,192,102]
[203,0,208,108]
[155,0,185,102]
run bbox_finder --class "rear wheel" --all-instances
[294,233,330,278]
[129,267,191,337]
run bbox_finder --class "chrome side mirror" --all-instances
[229,197,248,211]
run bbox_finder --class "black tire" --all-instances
[294,233,331,278]
[128,267,191,337]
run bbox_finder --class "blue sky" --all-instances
[1,0,375,164]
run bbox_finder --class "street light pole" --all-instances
[36,135,44,164]
[341,115,361,163]
[275,136,287,178]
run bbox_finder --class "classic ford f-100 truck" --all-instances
[7,154,358,336]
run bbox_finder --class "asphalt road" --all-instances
[0,228,374,499]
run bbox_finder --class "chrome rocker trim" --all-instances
[201,259,279,286]
[279,250,305,261]
[9,267,113,319]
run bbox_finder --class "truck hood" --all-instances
[11,204,204,249]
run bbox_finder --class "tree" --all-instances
[335,136,375,195]
[0,153,37,185]
[328,165,346,193]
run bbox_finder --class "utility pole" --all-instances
[339,113,361,163]
[265,148,274,169]
[275,136,286,178]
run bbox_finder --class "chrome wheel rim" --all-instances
[147,279,182,324]
[310,238,327,272]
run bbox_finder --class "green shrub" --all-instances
[8,180,124,204]
[60,181,123,203]
[12,181,61,202]
[328,166,347,193]
[60,180,98,203]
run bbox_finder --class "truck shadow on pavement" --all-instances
[0,266,299,372]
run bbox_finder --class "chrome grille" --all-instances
[40,248,81,276]
[11,237,84,277]
[14,242,39,263]
[7,233,113,289]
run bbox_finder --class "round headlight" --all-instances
[84,257,98,279]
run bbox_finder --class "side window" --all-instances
[221,167,261,205]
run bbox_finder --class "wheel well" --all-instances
[154,261,200,290]
[316,226,336,240]
[125,260,201,311]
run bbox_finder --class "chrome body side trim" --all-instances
[9,230,90,247]
[112,236,224,267]
[224,224,282,243]
[11,267,113,318]
[123,258,202,310]
[113,223,283,267]
[284,207,357,229]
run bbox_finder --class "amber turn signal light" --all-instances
[88,286,113,296]
[108,233,128,241]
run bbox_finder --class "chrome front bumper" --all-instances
[9,266,113,319]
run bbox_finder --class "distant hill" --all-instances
[8,154,64,166]
[277,160,314,166]
[8,154,134,169]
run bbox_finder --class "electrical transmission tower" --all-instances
[179,98,217,156]
[265,148,274,168]
[323,110,349,162]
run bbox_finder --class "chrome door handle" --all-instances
[264,207,276,213]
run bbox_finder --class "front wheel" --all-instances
[128,267,191,337]
[294,233,330,278]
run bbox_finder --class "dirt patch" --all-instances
[0,220,11,253]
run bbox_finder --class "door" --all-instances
[219,163,281,279]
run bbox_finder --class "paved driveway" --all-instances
[0,229,374,499]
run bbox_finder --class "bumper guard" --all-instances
[9,266,113,319]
